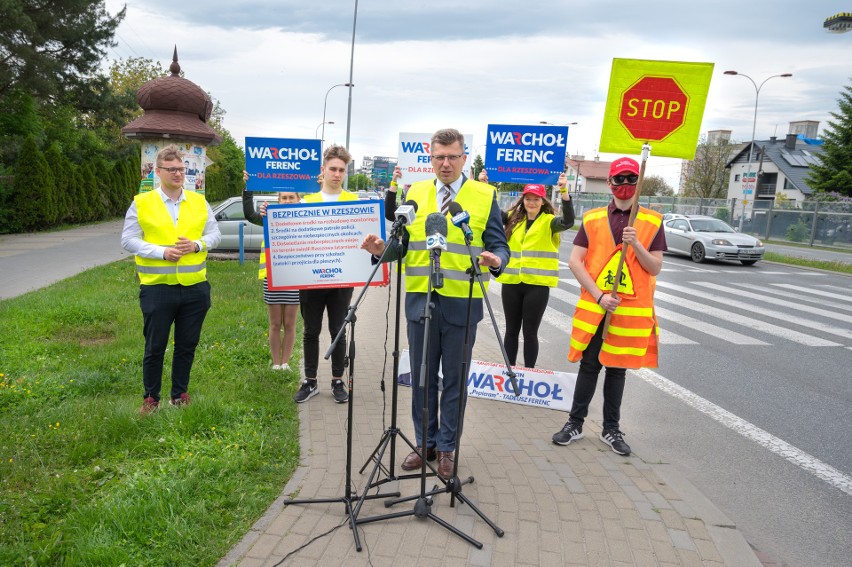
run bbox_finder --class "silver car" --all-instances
[663,215,765,265]
[211,195,277,251]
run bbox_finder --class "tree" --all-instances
[681,135,739,199]
[0,1,125,102]
[11,135,56,231]
[472,154,484,181]
[348,173,373,191]
[807,80,852,197]
[642,175,674,197]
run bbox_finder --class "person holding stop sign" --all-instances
[552,157,666,456]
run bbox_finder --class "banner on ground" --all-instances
[264,200,387,290]
[599,58,714,160]
[396,132,473,185]
[485,124,569,185]
[245,137,322,192]
[397,351,575,412]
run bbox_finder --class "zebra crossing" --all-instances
[482,261,852,350]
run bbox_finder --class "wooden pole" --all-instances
[601,143,651,338]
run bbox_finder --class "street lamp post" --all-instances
[316,121,335,139]
[724,70,792,231]
[322,84,353,150]
[343,0,359,189]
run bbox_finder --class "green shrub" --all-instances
[786,220,809,242]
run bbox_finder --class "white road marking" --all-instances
[727,282,852,314]
[693,281,852,325]
[656,281,851,343]
[634,367,852,497]
[772,283,852,303]
[558,278,763,345]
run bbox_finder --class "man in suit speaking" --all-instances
[362,128,509,479]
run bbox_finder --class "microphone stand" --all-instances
[282,225,401,552]
[356,235,483,549]
[358,224,427,487]
[432,226,508,536]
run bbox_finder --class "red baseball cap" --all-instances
[522,184,546,198]
[608,157,640,177]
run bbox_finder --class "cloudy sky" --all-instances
[103,0,851,189]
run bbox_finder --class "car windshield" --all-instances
[690,219,735,233]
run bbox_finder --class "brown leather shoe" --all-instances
[437,451,455,479]
[401,446,437,471]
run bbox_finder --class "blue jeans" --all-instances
[407,294,476,452]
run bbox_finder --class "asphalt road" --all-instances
[501,242,852,567]
[2,221,851,566]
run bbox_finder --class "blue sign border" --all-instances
[245,137,322,193]
[484,124,569,185]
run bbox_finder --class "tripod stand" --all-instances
[282,230,401,552]
[358,232,435,489]
[356,231,483,548]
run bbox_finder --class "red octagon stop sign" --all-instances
[619,76,689,141]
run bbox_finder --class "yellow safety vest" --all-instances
[497,213,560,287]
[134,190,209,286]
[404,179,494,298]
[301,190,358,203]
[567,206,663,369]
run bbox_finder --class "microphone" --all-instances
[390,200,417,237]
[394,200,417,226]
[448,201,473,241]
[424,212,447,289]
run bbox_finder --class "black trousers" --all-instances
[570,323,626,430]
[140,281,211,401]
[500,282,550,368]
[299,287,353,379]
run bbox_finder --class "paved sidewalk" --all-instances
[219,285,761,567]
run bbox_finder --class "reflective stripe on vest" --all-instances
[259,240,267,280]
[134,190,208,286]
[496,213,560,287]
[567,206,662,369]
[403,179,495,298]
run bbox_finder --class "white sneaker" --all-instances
[272,364,282,370]
[279,363,291,371]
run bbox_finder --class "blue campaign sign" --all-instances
[245,137,322,192]
[484,124,569,185]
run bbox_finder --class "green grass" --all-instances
[0,259,301,566]
[764,252,852,274]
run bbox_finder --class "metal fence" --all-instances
[497,191,852,249]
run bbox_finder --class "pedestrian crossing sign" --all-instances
[595,252,636,298]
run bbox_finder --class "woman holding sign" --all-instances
[242,174,301,372]
[480,170,574,368]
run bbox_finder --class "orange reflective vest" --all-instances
[567,206,662,369]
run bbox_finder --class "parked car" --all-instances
[211,195,277,251]
[357,190,379,200]
[663,215,765,265]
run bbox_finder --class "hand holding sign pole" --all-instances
[601,143,650,338]
[597,58,714,338]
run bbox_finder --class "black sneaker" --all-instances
[294,379,318,403]
[331,379,349,404]
[552,419,584,446]
[600,429,631,456]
